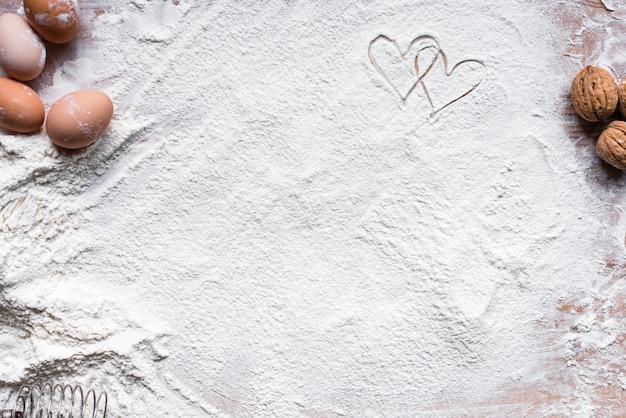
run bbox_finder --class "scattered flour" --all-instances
[1,0,624,416]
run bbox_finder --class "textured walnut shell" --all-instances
[571,66,618,122]
[597,121,626,170]
[617,78,626,118]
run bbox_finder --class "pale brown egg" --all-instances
[23,0,80,44]
[0,14,46,81]
[46,90,113,149]
[0,77,45,133]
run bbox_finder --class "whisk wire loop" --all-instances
[2,383,107,418]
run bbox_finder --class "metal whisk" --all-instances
[1,383,107,418]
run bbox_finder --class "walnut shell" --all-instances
[571,66,618,122]
[617,78,626,118]
[597,121,626,170]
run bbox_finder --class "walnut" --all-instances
[597,121,626,170]
[571,66,618,122]
[617,78,626,118]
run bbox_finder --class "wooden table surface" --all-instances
[1,0,626,415]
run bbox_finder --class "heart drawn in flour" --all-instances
[368,34,486,118]
[368,35,441,103]
[417,49,486,118]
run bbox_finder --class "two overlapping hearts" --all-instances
[368,34,485,117]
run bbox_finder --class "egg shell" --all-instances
[0,14,46,81]
[0,77,45,133]
[23,0,80,44]
[46,90,113,149]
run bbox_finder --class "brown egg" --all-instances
[46,90,113,149]
[0,14,46,81]
[0,77,45,133]
[23,0,80,44]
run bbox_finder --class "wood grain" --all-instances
[474,1,626,415]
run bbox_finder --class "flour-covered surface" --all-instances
[1,0,626,416]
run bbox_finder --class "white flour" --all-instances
[0,0,623,416]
